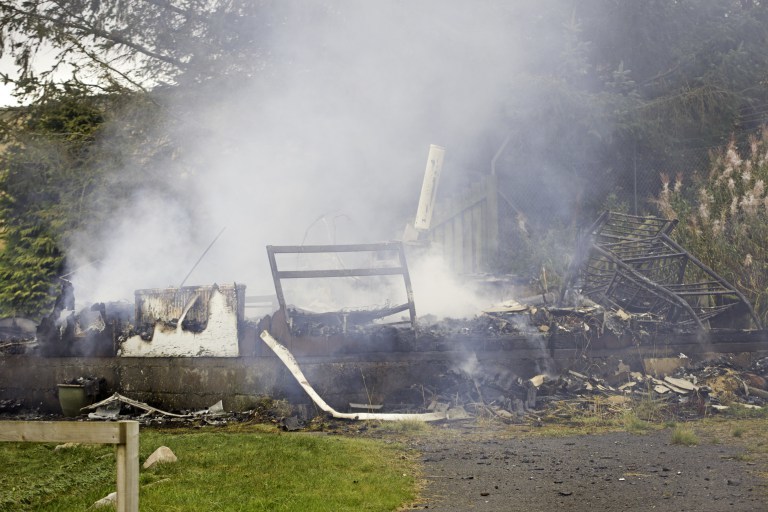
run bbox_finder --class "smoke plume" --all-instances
[67,2,562,317]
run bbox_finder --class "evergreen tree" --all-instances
[0,96,105,317]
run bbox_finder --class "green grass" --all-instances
[670,424,699,446]
[621,411,652,433]
[0,427,417,511]
[371,419,429,434]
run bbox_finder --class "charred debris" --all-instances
[2,211,768,423]
[2,211,761,357]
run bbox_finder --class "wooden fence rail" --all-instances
[0,420,139,512]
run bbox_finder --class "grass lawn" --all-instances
[0,424,417,511]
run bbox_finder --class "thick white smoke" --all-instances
[68,2,545,316]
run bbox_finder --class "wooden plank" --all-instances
[267,243,401,254]
[266,246,286,312]
[116,421,139,512]
[0,421,123,444]
[396,243,417,327]
[454,215,464,273]
[444,219,454,270]
[276,267,405,279]
[485,174,499,270]
[472,202,483,271]
[463,209,473,273]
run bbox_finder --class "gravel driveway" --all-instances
[401,425,767,511]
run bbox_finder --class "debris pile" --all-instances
[525,356,768,422]
[419,300,629,340]
[415,368,536,422]
[0,317,37,354]
[0,398,23,414]
[34,353,766,429]
[79,392,307,429]
[83,393,229,425]
[35,282,131,357]
[404,353,768,426]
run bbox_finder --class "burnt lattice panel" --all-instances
[563,211,761,330]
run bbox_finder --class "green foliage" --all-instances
[0,89,202,317]
[495,1,768,227]
[654,129,768,324]
[0,221,62,318]
[0,96,107,317]
[0,1,270,103]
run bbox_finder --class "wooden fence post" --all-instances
[116,421,140,512]
[0,420,139,511]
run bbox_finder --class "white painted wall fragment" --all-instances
[120,285,241,357]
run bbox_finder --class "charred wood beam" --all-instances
[593,245,706,329]
[267,243,403,254]
[622,252,687,263]
[276,267,407,279]
[673,290,741,297]
[661,234,762,329]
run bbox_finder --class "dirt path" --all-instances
[400,425,768,511]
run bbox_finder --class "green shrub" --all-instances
[654,129,768,325]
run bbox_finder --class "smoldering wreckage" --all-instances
[1,148,768,428]
[1,217,766,427]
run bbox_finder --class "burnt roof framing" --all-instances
[266,242,417,330]
[562,211,762,330]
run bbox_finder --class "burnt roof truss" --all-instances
[564,211,761,330]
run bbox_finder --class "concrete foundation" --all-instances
[3,324,767,415]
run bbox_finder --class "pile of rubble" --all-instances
[418,298,633,341]
[408,354,768,426]
[526,355,768,422]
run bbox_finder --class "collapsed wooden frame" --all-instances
[561,211,761,330]
[266,242,417,331]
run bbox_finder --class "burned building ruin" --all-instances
[1,211,767,420]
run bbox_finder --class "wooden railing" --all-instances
[0,420,139,512]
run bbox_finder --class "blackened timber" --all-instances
[622,252,688,263]
[562,211,761,330]
[268,243,403,254]
[266,246,286,316]
[266,242,417,331]
[594,244,706,329]
[277,267,406,279]
[661,233,762,328]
